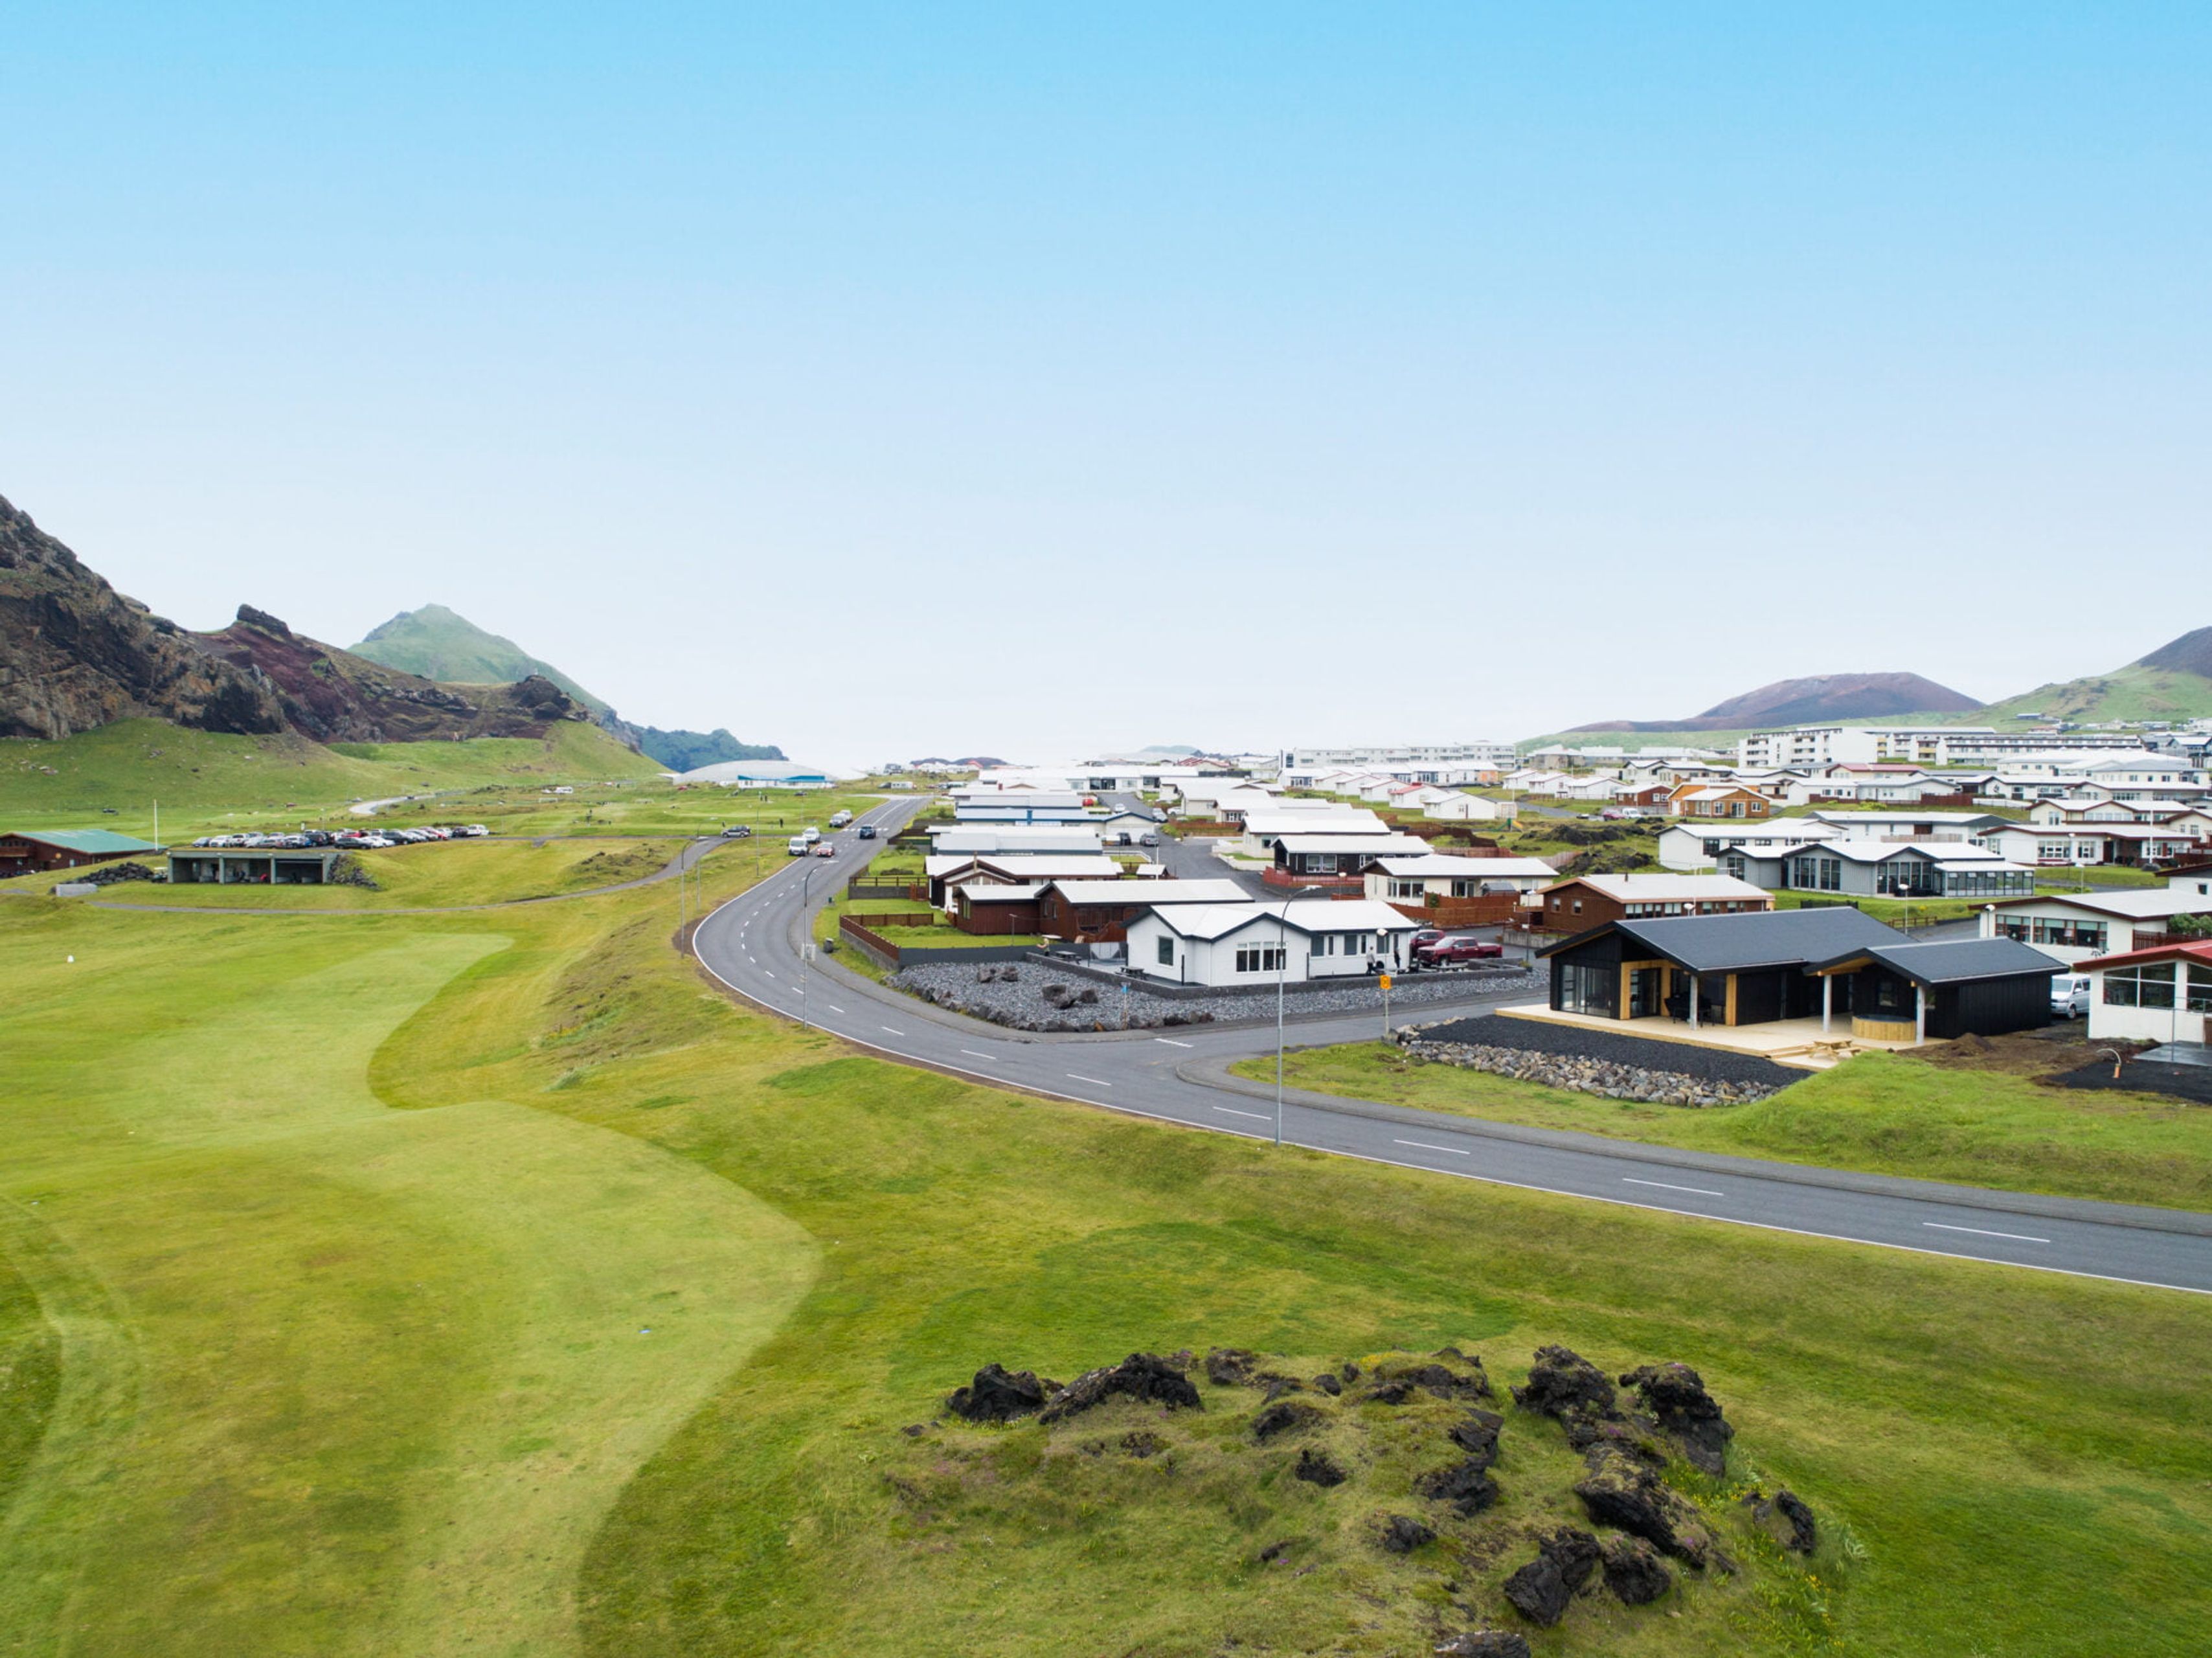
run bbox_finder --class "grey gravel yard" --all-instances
[886,959,1537,1032]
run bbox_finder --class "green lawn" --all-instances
[3,830,2210,1653]
[1236,1040,2212,1211]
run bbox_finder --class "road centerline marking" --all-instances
[959,1049,997,1061]
[1213,1106,1270,1120]
[1924,1221,2050,1244]
[1065,1073,1113,1087]
[880,1025,905,1036]
[1154,1037,1193,1047]
[1393,1138,1471,1157]
[1623,1177,1724,1196]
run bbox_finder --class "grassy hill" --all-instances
[352,603,609,712]
[1967,661,2212,726]
[0,717,660,839]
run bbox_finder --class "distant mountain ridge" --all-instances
[1569,672,1981,734]
[0,495,591,744]
[1966,628,2212,726]
[350,604,783,770]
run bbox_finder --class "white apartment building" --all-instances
[1737,725,2154,771]
[1278,742,1518,780]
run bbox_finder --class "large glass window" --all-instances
[1157,935,1175,966]
[1557,961,1617,1016]
[2104,963,2212,1010]
[1234,945,1284,973]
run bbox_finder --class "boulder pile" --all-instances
[1396,1033,1779,1106]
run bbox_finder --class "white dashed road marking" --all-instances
[1924,1221,2049,1244]
[1623,1177,1723,1196]
[1213,1106,1270,1121]
[1394,1139,1471,1157]
[1065,1074,1113,1087]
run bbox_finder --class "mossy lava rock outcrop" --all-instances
[899,1343,1836,1648]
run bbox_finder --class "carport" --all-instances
[168,848,344,885]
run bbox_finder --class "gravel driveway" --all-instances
[889,959,1537,1032]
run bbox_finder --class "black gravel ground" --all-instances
[2049,1054,2212,1105]
[1412,1012,1807,1091]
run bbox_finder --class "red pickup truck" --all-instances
[1414,935,1504,966]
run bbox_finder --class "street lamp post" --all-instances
[1274,881,1330,1148]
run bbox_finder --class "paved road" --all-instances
[692,801,2212,1296]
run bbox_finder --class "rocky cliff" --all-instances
[0,494,594,744]
[0,494,286,740]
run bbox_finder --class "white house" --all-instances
[1125,899,1423,987]
[1655,820,1843,872]
[2081,938,2212,1044]
[1362,855,1559,903]
[1806,809,2009,840]
[1423,791,1518,824]
[1981,887,2212,964]
[1977,822,2206,868]
[928,827,1105,856]
[1236,808,1387,857]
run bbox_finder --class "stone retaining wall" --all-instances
[1394,1032,1781,1108]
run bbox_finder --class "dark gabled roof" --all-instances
[1541,907,1906,973]
[1807,938,2064,988]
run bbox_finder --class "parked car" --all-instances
[811,841,837,858]
[2051,973,2092,1019]
[721,824,752,839]
[1415,935,1505,966]
[1138,832,1160,846]
[857,824,877,839]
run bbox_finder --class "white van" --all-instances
[2050,974,2092,1019]
[787,835,809,857]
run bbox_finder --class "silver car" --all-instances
[2050,974,2092,1019]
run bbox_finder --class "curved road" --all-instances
[694,799,2212,1296]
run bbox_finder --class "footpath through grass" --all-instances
[1237,1039,2212,1211]
[2,846,2209,1654]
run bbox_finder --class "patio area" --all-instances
[1493,1002,1923,1071]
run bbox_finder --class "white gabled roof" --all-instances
[1272,832,1432,855]
[1140,898,1424,942]
[1363,854,1559,880]
[958,883,1048,902]
[1550,873,1770,902]
[1045,879,1249,905]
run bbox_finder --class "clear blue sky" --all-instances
[4,4,2206,765]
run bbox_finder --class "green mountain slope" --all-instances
[353,605,608,713]
[350,605,785,769]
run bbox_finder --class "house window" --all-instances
[1157,935,1175,966]
[1234,946,1285,973]
[1556,961,1616,1016]
[1313,933,1334,956]
[1390,879,1423,900]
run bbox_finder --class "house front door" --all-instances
[1629,967,1662,1019]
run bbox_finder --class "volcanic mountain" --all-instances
[1569,672,1983,734]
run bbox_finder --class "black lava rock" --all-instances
[1447,1408,1505,1468]
[1620,1361,1733,1475]
[1039,1353,1204,1423]
[1501,1528,1601,1626]
[1378,1513,1438,1554]
[1416,1457,1500,1517]
[1294,1446,1348,1487]
[1600,1535,1672,1604]
[1743,1486,1818,1555]
[1574,1446,1710,1565]
[1512,1346,1618,1420]
[1252,1400,1324,1443]
[946,1363,1055,1423]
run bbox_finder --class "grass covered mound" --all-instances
[894,1343,1831,1653]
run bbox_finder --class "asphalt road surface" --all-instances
[692,799,2212,1296]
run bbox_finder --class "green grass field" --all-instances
[3,810,2210,1654]
[1236,1040,2212,1211]
[14,835,680,909]
[0,718,663,840]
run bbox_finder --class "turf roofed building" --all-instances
[1539,907,2057,1043]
